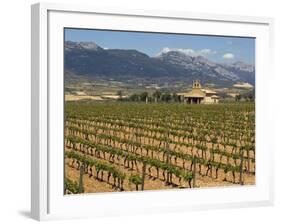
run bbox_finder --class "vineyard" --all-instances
[64,102,255,194]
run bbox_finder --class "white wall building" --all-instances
[178,80,219,104]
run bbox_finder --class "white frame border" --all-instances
[31,2,274,221]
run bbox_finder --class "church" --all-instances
[178,80,219,104]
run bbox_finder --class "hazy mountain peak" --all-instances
[65,41,103,51]
[78,42,102,50]
[156,47,195,57]
[64,44,255,86]
[229,61,255,73]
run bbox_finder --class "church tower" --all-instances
[192,80,202,89]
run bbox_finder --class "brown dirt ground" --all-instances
[65,119,255,194]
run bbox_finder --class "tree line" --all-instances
[117,90,182,103]
[117,89,255,103]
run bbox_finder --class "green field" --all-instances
[64,102,255,194]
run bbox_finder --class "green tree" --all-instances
[117,90,123,100]
[152,90,162,102]
[235,94,241,102]
[140,92,148,102]
[129,93,139,102]
[172,93,180,102]
[161,93,172,103]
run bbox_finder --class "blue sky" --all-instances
[65,28,255,65]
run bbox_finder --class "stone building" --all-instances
[178,80,219,104]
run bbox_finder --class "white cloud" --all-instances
[222,53,235,59]
[198,49,216,55]
[157,47,216,57]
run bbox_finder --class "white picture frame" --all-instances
[31,2,274,221]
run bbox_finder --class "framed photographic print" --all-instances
[31,2,274,221]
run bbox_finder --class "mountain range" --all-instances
[64,41,255,87]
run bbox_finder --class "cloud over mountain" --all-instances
[156,47,217,57]
[64,41,255,86]
[223,53,235,59]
